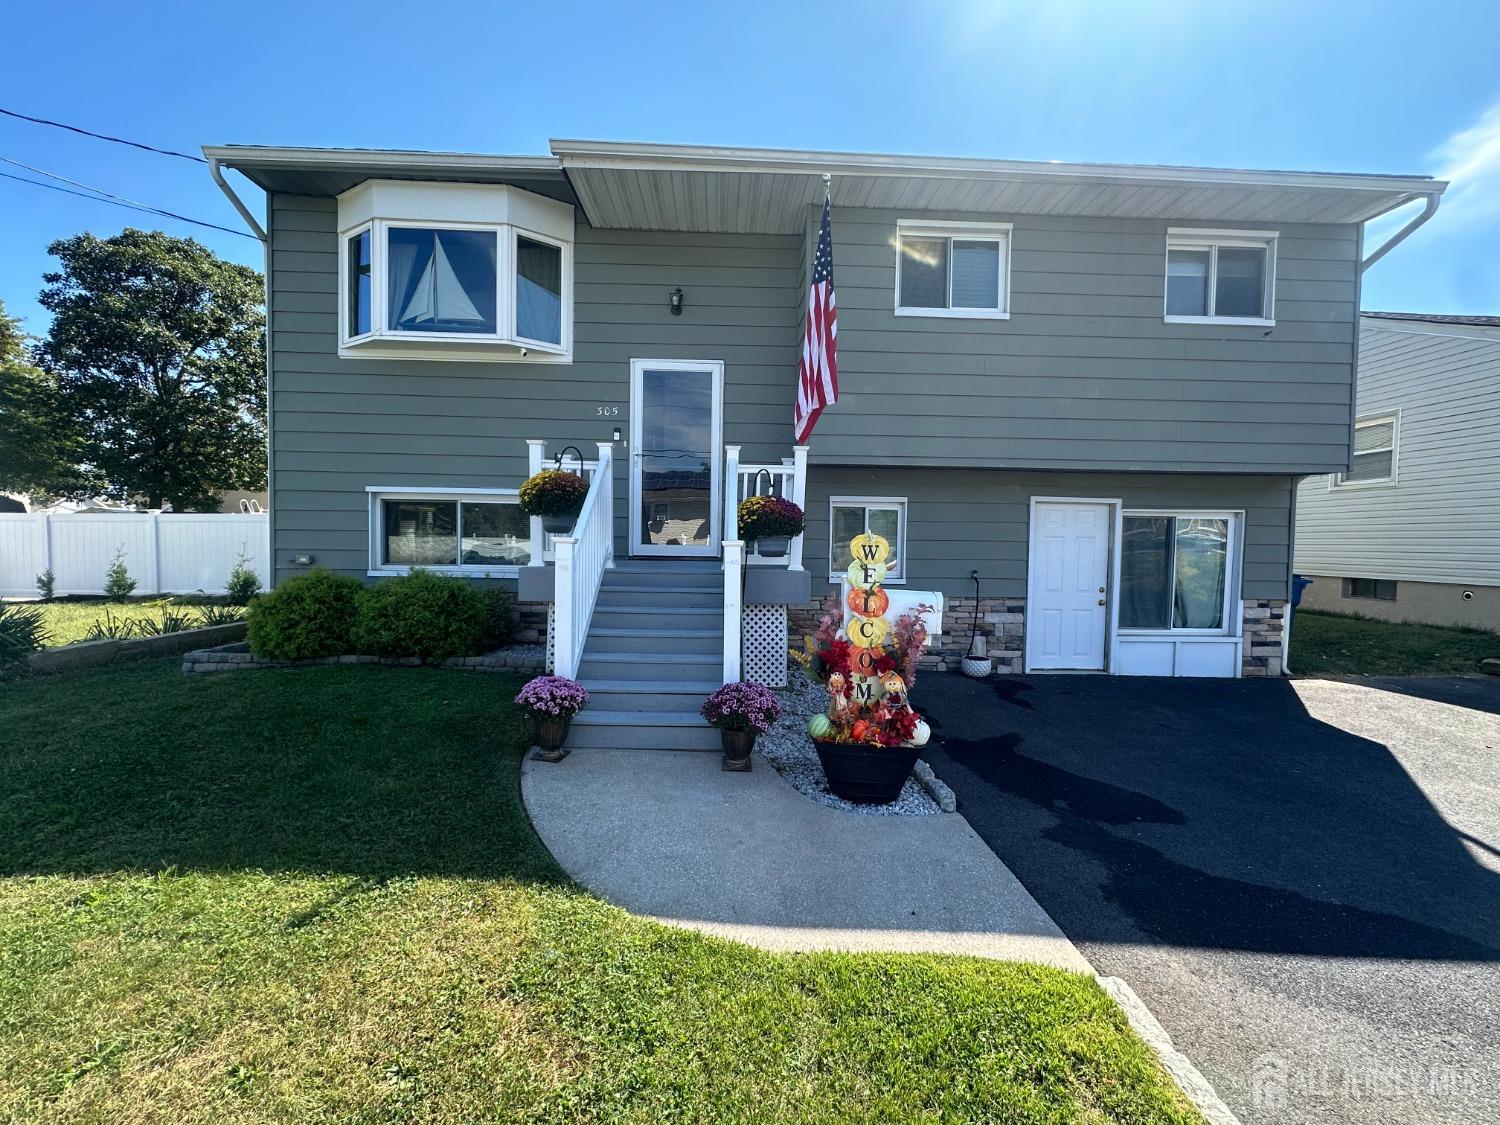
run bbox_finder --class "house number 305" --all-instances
[595,405,621,416]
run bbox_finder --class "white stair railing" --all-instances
[722,444,743,683]
[552,442,615,680]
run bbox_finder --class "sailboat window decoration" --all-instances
[387,227,498,335]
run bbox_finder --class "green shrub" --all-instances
[84,610,140,641]
[36,568,55,601]
[225,551,262,605]
[480,586,516,649]
[103,549,137,600]
[195,604,245,628]
[246,569,362,660]
[0,603,50,679]
[352,570,489,661]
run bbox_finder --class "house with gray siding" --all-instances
[1294,312,1500,631]
[205,139,1442,743]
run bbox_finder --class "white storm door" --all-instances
[628,359,724,558]
[1027,501,1111,671]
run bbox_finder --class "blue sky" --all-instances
[4,0,1500,335]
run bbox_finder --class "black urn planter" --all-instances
[752,535,790,558]
[540,512,579,535]
[719,727,755,772]
[533,714,572,762]
[813,740,922,804]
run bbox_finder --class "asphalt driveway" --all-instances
[919,672,1500,1125]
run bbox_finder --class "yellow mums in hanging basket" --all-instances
[519,469,589,519]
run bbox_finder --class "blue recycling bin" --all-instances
[1291,574,1312,609]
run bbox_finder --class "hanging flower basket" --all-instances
[737,495,804,557]
[520,470,589,535]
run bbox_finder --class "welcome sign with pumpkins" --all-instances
[806,532,931,803]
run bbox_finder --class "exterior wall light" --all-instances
[669,287,684,316]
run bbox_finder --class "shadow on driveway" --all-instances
[918,673,1500,962]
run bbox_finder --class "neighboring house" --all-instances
[204,139,1442,727]
[1295,312,1500,630]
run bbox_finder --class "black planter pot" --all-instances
[813,740,922,804]
[752,535,790,558]
[533,714,572,763]
[540,512,579,535]
[719,727,755,772]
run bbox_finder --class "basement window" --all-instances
[367,488,530,577]
[1345,578,1397,601]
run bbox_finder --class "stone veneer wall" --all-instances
[1241,599,1286,677]
[790,594,1028,675]
[792,595,1289,678]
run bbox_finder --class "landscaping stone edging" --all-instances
[31,622,248,674]
[182,641,546,675]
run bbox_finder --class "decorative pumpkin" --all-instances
[849,532,890,565]
[909,720,931,748]
[850,719,871,742]
[845,558,888,590]
[807,713,833,740]
[847,586,890,619]
[849,645,882,678]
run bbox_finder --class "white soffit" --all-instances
[551,140,1445,233]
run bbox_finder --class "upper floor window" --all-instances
[1332,413,1398,487]
[1164,228,1276,325]
[895,220,1011,319]
[338,180,573,361]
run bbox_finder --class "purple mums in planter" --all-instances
[515,675,590,717]
[701,681,782,733]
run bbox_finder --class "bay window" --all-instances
[338,180,574,360]
[1120,513,1238,632]
[368,488,531,576]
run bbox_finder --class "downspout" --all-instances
[208,157,274,585]
[1359,193,1440,273]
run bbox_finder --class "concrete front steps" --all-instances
[570,560,725,752]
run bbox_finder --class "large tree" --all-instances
[38,229,266,511]
[0,299,93,501]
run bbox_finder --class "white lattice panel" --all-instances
[743,604,787,687]
[545,602,556,674]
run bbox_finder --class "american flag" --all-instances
[794,194,838,443]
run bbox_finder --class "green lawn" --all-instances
[1291,609,1500,676]
[20,596,237,648]
[0,661,1198,1124]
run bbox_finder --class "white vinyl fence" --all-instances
[0,513,270,598]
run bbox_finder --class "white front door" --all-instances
[628,359,724,558]
[1027,501,1112,671]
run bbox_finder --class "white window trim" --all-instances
[828,496,908,584]
[337,219,573,363]
[1116,509,1243,637]
[1330,410,1400,490]
[1163,227,1277,326]
[894,220,1012,319]
[366,486,527,578]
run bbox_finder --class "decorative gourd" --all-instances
[807,713,833,740]
[850,719,871,742]
[909,720,930,748]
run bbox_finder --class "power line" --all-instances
[0,106,207,163]
[0,167,256,239]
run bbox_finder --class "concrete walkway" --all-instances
[521,747,1091,972]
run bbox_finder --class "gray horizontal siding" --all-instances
[1294,322,1500,586]
[267,193,799,583]
[804,468,1295,601]
[812,207,1357,473]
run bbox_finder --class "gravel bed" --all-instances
[758,668,939,816]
